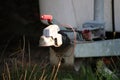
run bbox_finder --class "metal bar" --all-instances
[94,0,104,22]
[75,39,120,57]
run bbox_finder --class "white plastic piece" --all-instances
[40,25,62,47]
[43,25,60,38]
[40,36,54,47]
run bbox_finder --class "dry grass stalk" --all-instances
[24,69,27,80]
[33,76,37,80]
[13,59,19,79]
[19,74,23,80]
[5,63,11,80]
[39,69,46,80]
[117,56,120,62]
[28,41,31,67]
[53,57,61,80]
[50,65,56,80]
[43,75,47,80]
[110,57,117,69]
[2,73,5,80]
[9,50,22,57]
[22,35,25,68]
[28,64,37,80]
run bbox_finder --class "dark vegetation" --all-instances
[0,0,49,57]
[0,0,48,45]
[0,0,49,78]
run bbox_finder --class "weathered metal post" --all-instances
[94,0,104,22]
[83,0,105,40]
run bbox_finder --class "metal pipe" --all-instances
[94,0,104,22]
[111,0,116,37]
